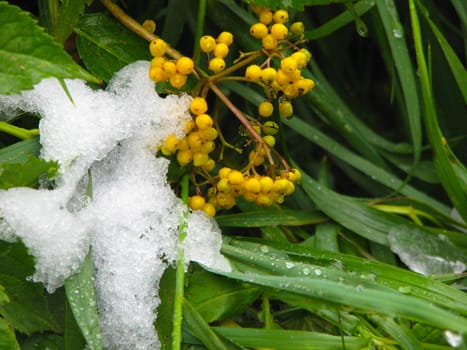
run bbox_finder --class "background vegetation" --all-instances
[0,0,466,349]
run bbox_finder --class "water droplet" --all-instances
[356,284,364,292]
[260,245,269,253]
[398,286,412,294]
[285,262,295,269]
[314,269,322,276]
[444,330,464,347]
[392,28,404,38]
[303,267,310,275]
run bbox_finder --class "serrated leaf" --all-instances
[64,250,103,350]
[0,317,19,350]
[0,155,58,189]
[0,2,99,95]
[185,269,261,323]
[75,13,150,82]
[0,275,60,335]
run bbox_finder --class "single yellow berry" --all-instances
[282,84,299,99]
[245,64,262,81]
[300,48,312,62]
[281,56,298,74]
[202,158,216,172]
[217,178,232,193]
[248,150,265,166]
[169,73,188,88]
[201,141,216,154]
[293,78,315,95]
[259,176,274,193]
[279,100,293,117]
[275,69,292,85]
[213,43,229,59]
[270,23,288,40]
[250,22,268,39]
[216,192,236,209]
[187,131,203,150]
[261,67,277,84]
[243,177,261,194]
[162,61,177,77]
[193,151,209,166]
[290,21,305,36]
[261,34,278,50]
[184,120,195,133]
[199,127,218,141]
[163,134,180,153]
[150,56,166,68]
[188,195,206,210]
[149,66,168,82]
[273,9,289,23]
[149,38,168,57]
[263,121,279,135]
[256,193,273,206]
[259,9,273,24]
[228,170,244,185]
[208,57,226,73]
[216,31,234,46]
[263,135,276,147]
[291,168,302,182]
[176,57,194,75]
[190,97,208,115]
[218,167,232,179]
[176,149,192,166]
[273,178,289,194]
[201,203,216,217]
[142,19,156,33]
[177,138,189,150]
[200,35,216,53]
[195,114,213,130]
[291,51,308,69]
[258,101,274,118]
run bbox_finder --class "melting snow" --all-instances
[0,61,230,350]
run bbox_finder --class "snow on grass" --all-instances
[0,61,230,349]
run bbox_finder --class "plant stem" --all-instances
[193,0,206,65]
[172,174,189,350]
[0,122,39,140]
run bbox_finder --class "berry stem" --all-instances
[210,51,262,82]
[0,122,39,140]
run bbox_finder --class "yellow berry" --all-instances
[193,151,209,166]
[218,167,232,179]
[202,158,216,172]
[176,57,194,75]
[217,31,234,46]
[291,51,308,69]
[245,64,262,81]
[258,101,274,118]
[285,180,295,195]
[270,23,288,40]
[217,178,232,193]
[300,48,312,62]
[201,141,216,154]
[142,19,156,33]
[282,84,299,99]
[216,192,236,209]
[259,9,273,24]
[250,4,264,14]
[259,176,274,193]
[176,149,192,166]
[195,114,213,130]
[202,203,216,217]
[256,193,273,206]
[184,120,195,133]
[263,135,276,147]
[199,127,218,141]
[261,67,276,84]
[149,66,168,82]
[188,195,206,210]
[187,131,203,150]
[250,22,268,39]
[290,21,305,36]
[163,134,180,153]
[273,178,289,194]
[273,9,289,23]
[263,121,279,135]
[169,73,187,88]
[150,56,166,68]
[243,177,261,194]
[293,78,315,95]
[261,34,278,50]
[228,170,244,185]
[162,61,177,77]
[213,43,229,59]
[243,191,257,202]
[149,38,168,57]
[249,150,265,166]
[275,69,292,85]
[291,168,302,182]
[279,100,293,117]
[178,138,189,150]
[200,35,216,53]
[208,57,226,73]
[281,57,298,74]
[190,97,208,115]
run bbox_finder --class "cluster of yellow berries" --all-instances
[200,31,234,73]
[189,167,301,216]
[161,97,218,171]
[246,7,315,118]
[149,38,195,89]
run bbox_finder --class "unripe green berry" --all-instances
[290,21,305,35]
[263,121,279,135]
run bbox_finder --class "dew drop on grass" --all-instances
[314,268,322,276]
[302,267,310,275]
[285,261,295,269]
[260,245,269,253]
[398,286,412,294]
[444,330,464,348]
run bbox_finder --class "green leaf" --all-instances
[315,222,340,252]
[156,266,176,350]
[246,0,352,10]
[20,333,64,350]
[0,275,60,335]
[75,13,150,82]
[216,209,326,228]
[370,315,423,350]
[0,317,19,350]
[185,269,262,323]
[0,2,99,95]
[0,138,41,164]
[0,155,58,189]
[0,285,8,306]
[64,250,103,350]
[213,327,369,350]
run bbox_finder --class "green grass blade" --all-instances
[213,327,369,350]
[64,250,103,350]
[216,209,326,228]
[375,0,422,164]
[285,117,449,214]
[370,316,423,350]
[409,0,467,222]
